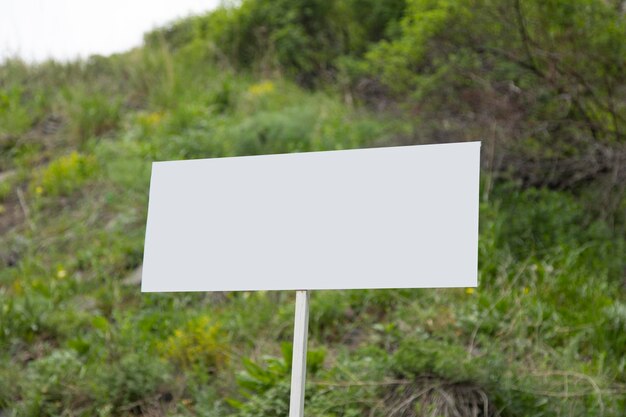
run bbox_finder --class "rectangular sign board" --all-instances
[142,142,480,292]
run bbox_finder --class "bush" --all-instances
[363,0,626,188]
[160,316,228,372]
[146,0,406,85]
[393,337,488,382]
[96,352,171,412]
[31,151,98,197]
[21,350,91,417]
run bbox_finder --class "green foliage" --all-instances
[0,173,16,202]
[366,0,625,114]
[160,316,228,372]
[0,361,20,410]
[231,343,326,417]
[0,290,52,346]
[211,77,236,113]
[490,185,621,264]
[65,89,122,143]
[233,380,291,417]
[21,350,90,417]
[342,0,405,51]
[147,0,405,85]
[234,342,325,399]
[392,336,502,385]
[31,151,98,197]
[95,352,170,412]
[0,86,37,137]
[144,0,626,188]
[365,0,458,92]
[1,2,625,416]
[363,0,625,187]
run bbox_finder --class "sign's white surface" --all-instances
[141,142,480,292]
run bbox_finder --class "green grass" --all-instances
[0,25,625,417]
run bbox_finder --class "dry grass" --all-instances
[384,377,498,417]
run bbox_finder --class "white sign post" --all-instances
[289,290,310,417]
[141,142,481,417]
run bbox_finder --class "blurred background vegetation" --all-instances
[0,0,625,416]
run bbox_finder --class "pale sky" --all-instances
[0,0,220,63]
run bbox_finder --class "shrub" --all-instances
[160,316,228,372]
[96,351,171,412]
[31,151,98,197]
[21,350,91,417]
[364,0,626,188]
[146,0,406,85]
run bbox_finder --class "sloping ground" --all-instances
[0,69,626,416]
[1,43,625,417]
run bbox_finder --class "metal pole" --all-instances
[288,290,310,417]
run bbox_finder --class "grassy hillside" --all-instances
[1,1,625,416]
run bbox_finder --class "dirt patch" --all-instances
[0,170,27,233]
[0,196,24,236]
[0,171,28,268]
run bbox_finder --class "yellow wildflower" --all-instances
[146,112,163,126]
[57,268,67,279]
[523,287,530,295]
[465,287,475,295]
[248,81,275,96]
[138,111,164,128]
[161,317,228,370]
[35,186,44,195]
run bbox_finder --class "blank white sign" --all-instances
[141,142,480,292]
